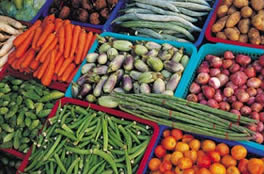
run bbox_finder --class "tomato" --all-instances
[197,154,212,168]
[175,142,190,153]
[182,134,194,143]
[155,145,166,158]
[184,150,198,162]
[163,130,171,138]
[208,151,221,163]
[163,154,172,162]
[189,139,201,151]
[226,166,240,174]
[202,140,216,152]
[171,151,184,165]
[162,136,177,150]
[175,167,184,174]
[164,171,175,174]
[216,143,230,156]
[183,168,195,174]
[149,158,162,171]
[221,155,237,168]
[247,158,264,174]
[209,163,226,174]
[231,145,247,160]
[178,157,193,170]
[159,161,172,173]
[171,128,183,141]
[197,168,212,174]
[238,159,248,173]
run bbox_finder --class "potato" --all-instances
[226,11,241,27]
[258,10,264,16]
[217,5,229,17]
[252,14,264,31]
[223,0,233,7]
[238,18,250,33]
[251,0,264,11]
[233,0,248,8]
[239,34,248,42]
[228,6,238,15]
[261,35,264,45]
[248,28,261,44]
[224,27,240,40]
[241,6,253,18]
[216,32,227,39]
[212,16,228,33]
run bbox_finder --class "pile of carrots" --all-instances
[7,14,97,86]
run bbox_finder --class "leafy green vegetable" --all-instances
[24,0,34,8]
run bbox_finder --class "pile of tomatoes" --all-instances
[148,128,264,174]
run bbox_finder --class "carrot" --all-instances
[24,68,31,73]
[42,14,55,28]
[88,34,97,51]
[41,50,56,86]
[33,66,41,77]
[52,74,57,81]
[30,59,40,70]
[35,33,56,61]
[21,48,35,69]
[64,23,72,58]
[81,31,93,60]
[55,50,62,63]
[15,30,35,58]
[14,53,27,70]
[62,63,75,81]
[55,18,63,33]
[37,22,55,47]
[58,56,74,76]
[7,50,16,64]
[55,56,64,74]
[64,20,71,25]
[67,66,79,83]
[37,54,51,79]
[70,25,81,58]
[58,26,65,53]
[11,59,18,70]
[39,38,58,63]
[75,30,86,64]
[32,27,43,50]
[13,20,41,47]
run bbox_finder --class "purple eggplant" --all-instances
[166,73,182,91]
[144,41,161,50]
[81,63,95,74]
[93,76,108,97]
[108,55,125,73]
[129,71,142,81]
[134,44,148,56]
[164,61,184,73]
[113,88,125,93]
[134,59,149,72]
[162,90,174,96]
[103,74,118,93]
[123,55,134,71]
[153,78,165,94]
[133,82,140,94]
[140,83,151,94]
[122,75,133,92]
[86,94,96,103]
[93,65,108,75]
[86,53,99,63]
[115,69,124,83]
[71,82,80,98]
[79,84,92,97]
[97,53,108,64]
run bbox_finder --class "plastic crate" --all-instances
[174,43,264,152]
[17,97,160,174]
[42,0,124,31]
[143,125,264,174]
[28,0,51,23]
[65,32,197,98]
[205,0,264,49]
[104,0,219,47]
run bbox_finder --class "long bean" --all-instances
[135,0,179,12]
[178,7,208,16]
[134,28,164,40]
[171,1,212,11]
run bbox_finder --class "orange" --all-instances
[149,158,161,171]
[176,142,190,153]
[189,139,201,151]
[171,151,184,165]
[210,163,226,174]
[171,128,183,141]
[178,157,193,170]
[163,129,171,138]
[183,168,195,174]
[159,161,172,173]
[216,143,230,156]
[162,136,177,150]
[175,167,184,174]
[155,145,166,158]
[184,150,198,162]
[227,166,240,174]
[238,159,248,173]
[182,134,194,143]
[221,155,237,167]
[197,168,212,174]
[247,158,264,174]
[163,154,172,162]
[202,140,216,152]
[231,145,247,160]
[208,151,221,162]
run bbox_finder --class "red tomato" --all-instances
[197,154,212,168]
[155,145,166,158]
[162,136,177,150]
[163,130,171,138]
[208,151,221,163]
[159,161,172,173]
[171,128,183,140]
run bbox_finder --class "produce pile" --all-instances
[212,0,264,45]
[0,16,25,71]
[72,36,189,103]
[186,51,264,143]
[148,128,264,174]
[0,76,64,152]
[24,103,152,174]
[7,15,97,86]
[0,151,22,174]
[112,0,213,42]
[0,0,46,21]
[48,0,119,25]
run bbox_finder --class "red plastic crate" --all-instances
[205,0,264,49]
[17,97,160,174]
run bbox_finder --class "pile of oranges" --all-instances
[148,128,264,174]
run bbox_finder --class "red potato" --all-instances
[202,86,215,99]
[230,71,248,86]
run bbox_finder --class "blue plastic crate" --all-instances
[104,0,219,48]
[65,32,197,98]
[142,125,264,174]
[174,43,264,153]
[42,0,124,30]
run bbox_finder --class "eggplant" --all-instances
[153,78,165,94]
[71,82,80,98]
[122,75,133,92]
[108,55,125,73]
[103,74,118,93]
[79,84,92,97]
[81,63,95,74]
[93,76,108,97]
[134,59,149,72]
[123,55,134,71]
[140,83,151,94]
[93,65,108,75]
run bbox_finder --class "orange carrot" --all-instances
[64,20,71,25]
[62,63,75,81]
[13,20,41,47]
[35,33,56,61]
[32,27,43,50]
[55,56,64,74]
[67,66,79,83]
[75,30,86,64]
[55,50,63,63]
[39,38,58,63]
[42,14,55,28]
[21,48,35,69]
[15,53,27,70]
[41,50,56,86]
[11,59,18,70]
[58,56,74,76]
[64,23,72,58]
[7,50,16,64]
[24,68,31,73]
[15,30,35,58]
[37,54,51,79]
[37,22,55,47]
[55,18,63,33]
[70,25,81,57]
[33,67,41,77]
[58,26,65,53]
[30,59,40,70]
[81,31,93,60]
[88,34,97,51]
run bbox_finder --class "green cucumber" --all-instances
[25,99,35,110]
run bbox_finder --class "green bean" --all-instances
[112,13,138,24]
[83,155,92,174]
[118,125,132,152]
[54,153,67,173]
[134,28,163,40]
[102,117,109,151]
[123,8,154,14]
[55,129,77,141]
[43,135,62,161]
[61,124,74,134]
[66,157,80,174]
[126,128,140,144]
[93,149,118,174]
[178,7,208,16]
[97,162,107,174]
[87,160,105,174]
[50,162,54,174]
[125,150,132,174]
[170,0,210,6]
[129,139,149,160]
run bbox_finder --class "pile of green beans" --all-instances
[23,104,152,174]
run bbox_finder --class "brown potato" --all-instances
[226,11,241,27]
[239,34,248,42]
[233,0,248,8]
[224,27,240,40]
[217,5,229,17]
[258,10,264,16]
[241,6,253,18]
[238,18,250,33]
[216,32,227,39]
[212,16,229,33]
[252,14,264,31]
[251,0,264,11]
[248,28,261,44]
[222,0,233,7]
[228,6,238,15]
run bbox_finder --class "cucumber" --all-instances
[0,107,8,115]
[0,142,12,148]
[25,99,35,110]
[44,103,54,109]
[17,111,25,127]
[11,79,23,85]
[2,101,9,107]
[30,120,40,130]
[5,105,18,119]
[16,96,23,105]
[21,90,40,101]
[1,124,14,132]
[35,103,44,114]
[25,112,37,120]
[3,132,15,143]
[25,118,32,128]
[38,109,51,118]
[13,130,21,149]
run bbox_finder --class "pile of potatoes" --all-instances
[212,0,264,45]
